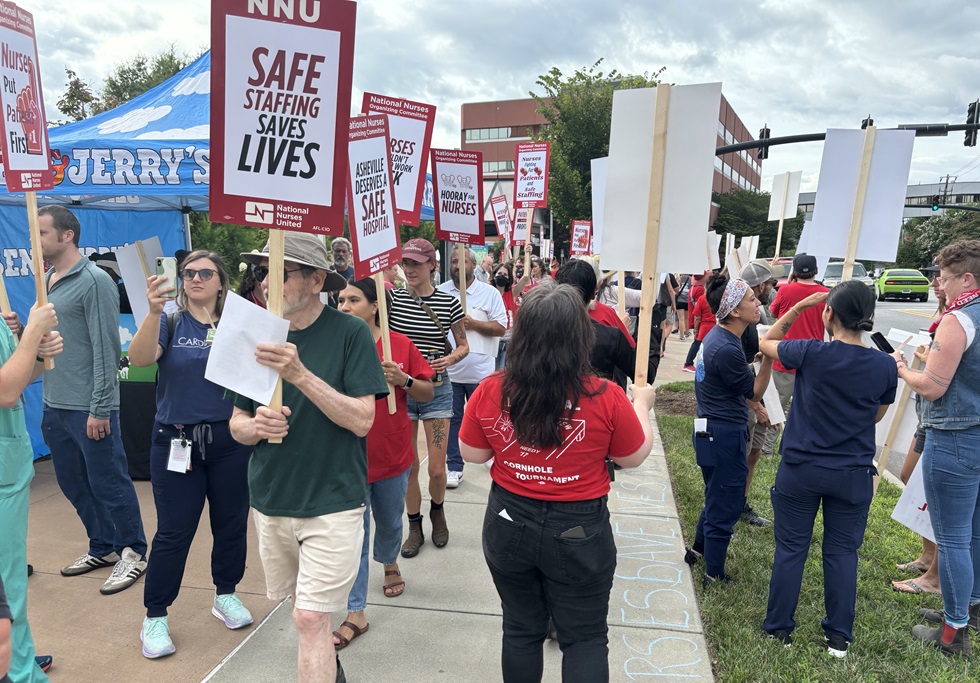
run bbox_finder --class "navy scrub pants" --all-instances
[692,420,748,578]
[763,461,874,642]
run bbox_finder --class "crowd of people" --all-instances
[1,207,978,682]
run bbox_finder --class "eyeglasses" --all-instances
[252,265,306,283]
[935,272,965,286]
[181,268,217,281]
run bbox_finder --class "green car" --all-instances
[875,269,930,302]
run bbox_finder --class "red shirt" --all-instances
[589,301,636,348]
[459,374,646,501]
[692,295,716,341]
[500,289,517,330]
[769,281,829,374]
[366,332,433,483]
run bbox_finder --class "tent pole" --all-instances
[182,209,192,250]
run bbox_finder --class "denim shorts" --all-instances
[406,379,453,420]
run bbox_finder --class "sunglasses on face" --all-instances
[252,265,306,283]
[180,268,217,281]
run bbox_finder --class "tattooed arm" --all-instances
[429,321,470,374]
[759,291,829,360]
[894,314,967,401]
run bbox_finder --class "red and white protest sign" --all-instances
[513,141,550,208]
[490,195,512,248]
[346,115,399,280]
[0,2,52,192]
[570,220,592,255]
[512,207,530,246]
[361,93,436,227]
[210,0,356,234]
[431,148,484,245]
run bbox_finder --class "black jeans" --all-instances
[483,483,616,683]
[144,421,251,617]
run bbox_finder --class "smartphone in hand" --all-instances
[156,257,178,299]
[870,332,894,354]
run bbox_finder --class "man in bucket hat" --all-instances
[230,231,389,683]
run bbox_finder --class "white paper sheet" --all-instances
[204,292,290,405]
[116,237,163,326]
[706,232,721,270]
[891,458,935,543]
[754,361,785,426]
[768,170,803,221]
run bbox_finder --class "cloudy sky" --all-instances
[26,0,980,192]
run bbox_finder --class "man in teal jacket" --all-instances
[37,206,147,595]
[1,300,62,681]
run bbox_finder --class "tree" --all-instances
[189,214,268,285]
[55,69,95,122]
[530,60,663,256]
[894,210,980,268]
[711,189,806,259]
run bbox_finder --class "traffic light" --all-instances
[758,125,770,160]
[966,101,978,147]
[932,195,941,211]
[861,116,874,129]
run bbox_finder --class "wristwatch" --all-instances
[403,376,414,389]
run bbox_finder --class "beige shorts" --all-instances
[253,507,365,613]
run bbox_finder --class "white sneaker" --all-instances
[140,616,176,659]
[446,470,463,488]
[61,551,120,576]
[100,547,146,595]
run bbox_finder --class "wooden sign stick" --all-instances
[873,352,921,494]
[134,240,151,280]
[0,270,15,347]
[265,228,285,444]
[25,193,53,369]
[456,243,467,312]
[373,272,397,415]
[617,273,626,320]
[523,209,533,280]
[841,126,876,283]
[771,171,791,263]
[633,83,672,386]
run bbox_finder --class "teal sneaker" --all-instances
[212,593,254,629]
[140,617,175,659]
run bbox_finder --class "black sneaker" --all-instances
[764,629,792,648]
[683,547,703,566]
[703,572,735,589]
[825,634,848,658]
[920,605,980,633]
[912,623,972,658]
[336,654,346,683]
[740,503,772,528]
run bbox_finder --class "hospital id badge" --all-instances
[167,438,191,473]
[205,328,216,345]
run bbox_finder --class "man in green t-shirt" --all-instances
[230,233,387,683]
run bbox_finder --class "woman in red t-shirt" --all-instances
[459,284,655,682]
[334,279,434,650]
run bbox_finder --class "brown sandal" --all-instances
[332,621,369,650]
[383,569,405,598]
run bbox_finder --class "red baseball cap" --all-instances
[401,238,437,263]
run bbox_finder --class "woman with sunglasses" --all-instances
[127,251,254,659]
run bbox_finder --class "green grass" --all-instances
[658,412,977,682]
[658,380,696,393]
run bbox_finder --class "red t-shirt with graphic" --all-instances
[589,301,637,348]
[500,289,517,331]
[692,295,716,341]
[367,331,433,483]
[459,374,646,500]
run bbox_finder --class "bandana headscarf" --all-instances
[929,288,980,334]
[717,278,749,321]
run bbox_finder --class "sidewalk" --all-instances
[24,331,714,682]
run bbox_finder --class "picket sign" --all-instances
[769,171,802,262]
[891,457,935,543]
[841,127,876,282]
[265,230,286,442]
[873,351,922,494]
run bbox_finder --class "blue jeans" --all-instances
[692,421,748,577]
[483,483,615,683]
[347,466,411,612]
[447,381,480,473]
[922,425,980,627]
[763,462,873,642]
[144,422,251,617]
[42,407,147,557]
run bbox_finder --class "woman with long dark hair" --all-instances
[128,250,254,659]
[333,278,434,650]
[684,274,773,585]
[459,285,655,683]
[758,280,896,657]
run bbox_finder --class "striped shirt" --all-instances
[389,288,465,361]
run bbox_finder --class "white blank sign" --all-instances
[591,156,607,255]
[600,83,722,273]
[806,129,915,263]
[768,170,802,221]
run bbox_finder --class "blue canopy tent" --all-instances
[0,51,434,463]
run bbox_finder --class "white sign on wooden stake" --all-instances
[590,156,607,255]
[768,171,802,221]
[600,83,721,274]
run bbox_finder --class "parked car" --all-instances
[818,262,875,289]
[874,268,930,302]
